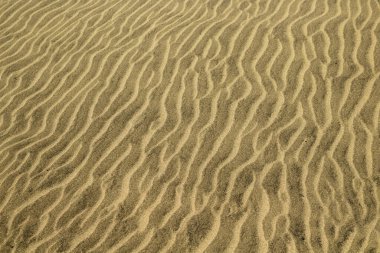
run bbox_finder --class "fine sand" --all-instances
[0,0,380,252]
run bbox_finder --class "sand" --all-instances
[0,0,379,252]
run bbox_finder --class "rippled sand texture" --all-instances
[0,0,380,252]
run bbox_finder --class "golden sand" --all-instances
[0,0,379,252]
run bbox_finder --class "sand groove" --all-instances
[0,0,380,252]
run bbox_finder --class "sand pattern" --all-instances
[0,0,380,252]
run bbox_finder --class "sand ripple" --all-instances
[0,0,379,252]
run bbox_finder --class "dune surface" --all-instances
[0,0,380,252]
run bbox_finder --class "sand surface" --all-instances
[0,0,380,252]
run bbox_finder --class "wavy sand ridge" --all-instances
[0,0,379,252]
